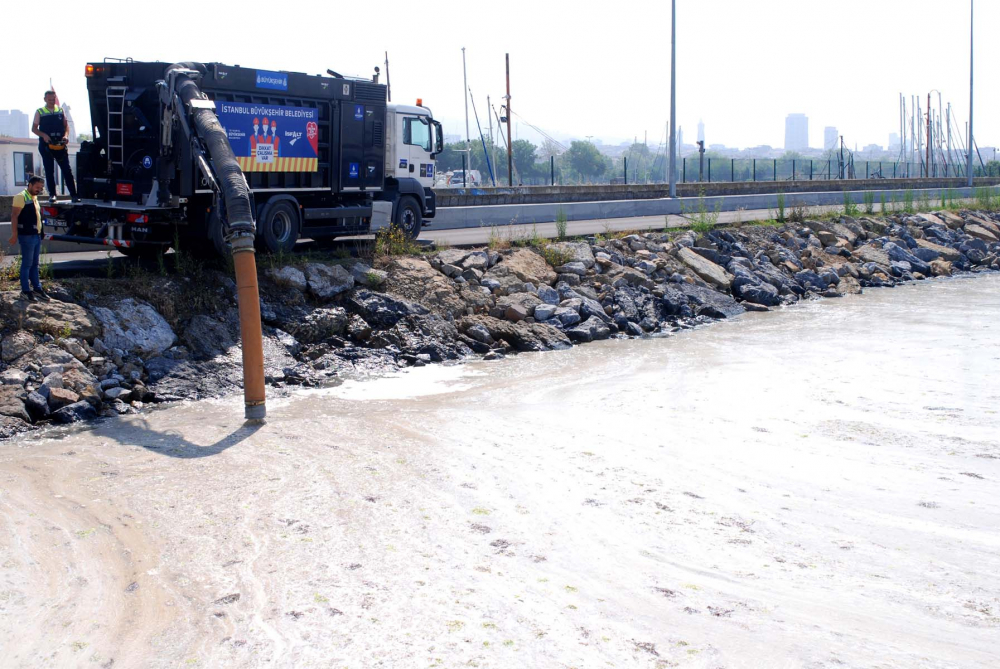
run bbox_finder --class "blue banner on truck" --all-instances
[215,101,319,172]
[255,69,288,91]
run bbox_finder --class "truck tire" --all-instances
[259,200,300,253]
[394,196,422,240]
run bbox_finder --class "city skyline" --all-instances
[0,0,993,154]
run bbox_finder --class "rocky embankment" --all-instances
[2,209,999,439]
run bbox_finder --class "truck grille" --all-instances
[373,121,383,147]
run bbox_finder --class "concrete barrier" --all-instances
[429,185,998,230]
[435,177,1000,207]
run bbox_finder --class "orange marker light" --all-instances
[85,64,95,77]
[416,98,423,107]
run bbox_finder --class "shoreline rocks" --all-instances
[2,208,999,441]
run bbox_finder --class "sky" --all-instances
[2,0,994,153]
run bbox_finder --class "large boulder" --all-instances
[304,263,354,299]
[182,314,238,360]
[0,293,101,341]
[544,241,595,269]
[52,401,98,424]
[566,316,612,343]
[883,242,932,276]
[490,248,558,286]
[458,315,570,352]
[92,298,176,357]
[1,330,35,363]
[728,263,781,306]
[915,238,963,262]
[386,257,467,317]
[294,307,349,343]
[852,245,892,271]
[0,386,29,423]
[677,247,732,290]
[349,290,429,328]
[497,293,543,319]
[674,284,745,319]
[266,266,307,292]
[964,223,999,244]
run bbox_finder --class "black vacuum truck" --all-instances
[41,59,443,256]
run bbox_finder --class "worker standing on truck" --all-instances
[32,90,79,204]
[7,176,50,302]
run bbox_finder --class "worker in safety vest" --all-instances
[32,90,79,204]
[7,176,50,302]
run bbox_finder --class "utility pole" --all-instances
[487,94,496,186]
[505,53,513,187]
[927,93,932,177]
[668,0,677,197]
[967,0,974,187]
[462,47,470,187]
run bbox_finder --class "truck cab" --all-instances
[382,102,442,236]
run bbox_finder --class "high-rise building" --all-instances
[824,127,838,151]
[785,114,809,151]
[888,133,900,150]
[0,109,30,138]
[697,120,705,144]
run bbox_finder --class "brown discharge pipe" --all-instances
[169,63,266,421]
[231,235,266,421]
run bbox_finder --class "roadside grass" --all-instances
[683,189,721,235]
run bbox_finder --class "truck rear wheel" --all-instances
[259,200,300,254]
[394,196,422,240]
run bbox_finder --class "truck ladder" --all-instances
[106,86,127,170]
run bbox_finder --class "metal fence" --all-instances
[676,159,990,184]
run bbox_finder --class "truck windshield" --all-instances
[403,117,431,152]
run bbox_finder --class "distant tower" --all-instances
[697,119,705,144]
[824,126,838,151]
[784,113,809,150]
[678,127,684,152]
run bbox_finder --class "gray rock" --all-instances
[0,386,30,423]
[103,387,128,401]
[182,315,238,360]
[566,316,611,343]
[636,260,658,275]
[533,304,558,321]
[350,262,388,288]
[536,285,560,305]
[48,387,80,409]
[552,307,582,327]
[92,299,177,357]
[58,337,89,362]
[461,251,490,271]
[24,391,49,421]
[43,371,64,389]
[0,369,28,386]
[294,307,349,343]
[465,324,494,344]
[52,401,99,424]
[578,295,612,323]
[555,262,588,276]
[545,241,596,268]
[678,247,733,290]
[267,266,308,292]
[1,330,35,363]
[304,263,355,299]
[440,263,462,278]
[346,316,372,342]
[349,290,429,327]
[99,378,120,390]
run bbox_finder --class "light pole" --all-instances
[967,0,974,187]
[669,0,677,197]
[462,47,471,187]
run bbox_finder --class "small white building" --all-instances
[0,137,81,197]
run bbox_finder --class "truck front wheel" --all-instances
[259,200,300,253]
[394,196,422,240]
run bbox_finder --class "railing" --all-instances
[677,159,990,184]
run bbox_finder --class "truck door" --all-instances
[398,113,435,188]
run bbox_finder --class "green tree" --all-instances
[562,141,611,184]
[511,139,540,182]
